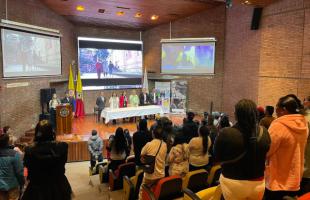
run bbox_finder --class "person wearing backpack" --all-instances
[138,126,167,200]
[214,99,271,200]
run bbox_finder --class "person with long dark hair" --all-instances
[188,125,211,171]
[108,127,128,171]
[265,95,308,200]
[214,99,270,200]
[22,120,72,200]
[133,119,152,167]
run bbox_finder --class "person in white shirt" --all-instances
[139,126,167,200]
[150,88,159,105]
[109,92,119,110]
[49,93,61,129]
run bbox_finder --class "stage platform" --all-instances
[56,114,187,162]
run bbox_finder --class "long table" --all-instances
[101,105,163,124]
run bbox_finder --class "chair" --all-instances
[182,169,209,193]
[126,155,135,163]
[183,185,222,200]
[109,162,136,191]
[123,170,144,200]
[142,175,183,200]
[207,165,221,187]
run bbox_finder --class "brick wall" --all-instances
[143,5,226,114]
[0,0,76,137]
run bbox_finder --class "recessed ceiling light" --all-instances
[76,5,85,11]
[243,0,251,4]
[151,15,159,21]
[116,11,125,16]
[98,9,105,13]
[135,12,142,18]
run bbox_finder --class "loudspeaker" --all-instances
[251,7,263,30]
[40,88,56,105]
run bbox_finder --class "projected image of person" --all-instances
[108,61,114,77]
[95,57,103,79]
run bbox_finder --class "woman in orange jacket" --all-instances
[265,94,309,200]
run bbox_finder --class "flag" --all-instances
[143,68,149,92]
[68,64,75,92]
[76,68,83,99]
[75,67,85,117]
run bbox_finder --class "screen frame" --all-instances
[160,38,216,76]
[1,27,62,79]
[77,36,143,90]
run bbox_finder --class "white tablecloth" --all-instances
[101,105,163,124]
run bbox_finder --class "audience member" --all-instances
[257,106,265,122]
[212,112,221,127]
[133,119,152,167]
[167,136,189,177]
[182,112,198,143]
[214,99,270,200]
[218,114,231,130]
[22,120,72,200]
[3,126,17,144]
[0,133,24,200]
[159,117,174,152]
[139,126,167,200]
[207,115,218,156]
[259,106,275,129]
[107,127,128,171]
[87,130,103,168]
[188,126,211,171]
[265,95,308,200]
[123,129,132,156]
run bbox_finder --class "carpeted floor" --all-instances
[65,161,124,200]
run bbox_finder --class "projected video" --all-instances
[79,48,142,79]
[1,29,61,78]
[161,42,215,74]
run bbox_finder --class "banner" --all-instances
[155,82,171,113]
[171,80,187,114]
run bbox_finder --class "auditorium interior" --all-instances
[0,0,310,200]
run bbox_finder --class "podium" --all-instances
[56,104,72,135]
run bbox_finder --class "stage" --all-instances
[56,114,187,162]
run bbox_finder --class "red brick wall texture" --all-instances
[0,0,309,137]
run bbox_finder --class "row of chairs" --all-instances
[123,165,222,200]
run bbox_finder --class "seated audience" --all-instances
[107,127,128,171]
[183,112,198,143]
[265,95,308,200]
[139,126,167,200]
[214,99,271,200]
[88,130,103,168]
[22,120,72,200]
[0,133,24,200]
[167,136,189,177]
[133,119,152,167]
[188,126,211,171]
[259,106,275,129]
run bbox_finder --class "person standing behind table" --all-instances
[214,99,271,200]
[259,106,275,130]
[129,90,139,107]
[139,88,151,106]
[22,120,72,200]
[49,93,61,130]
[96,91,105,123]
[138,126,167,200]
[88,130,103,169]
[264,95,308,200]
[133,119,152,167]
[0,133,24,200]
[109,92,119,110]
[61,91,75,112]
[119,91,128,108]
[150,88,159,105]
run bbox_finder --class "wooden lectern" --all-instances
[56,104,72,135]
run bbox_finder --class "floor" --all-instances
[65,161,124,200]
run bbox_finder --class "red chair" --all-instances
[142,175,183,200]
[109,162,136,191]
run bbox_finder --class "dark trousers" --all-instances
[98,109,103,122]
[90,154,103,168]
[264,188,298,200]
[49,108,56,130]
[300,178,310,195]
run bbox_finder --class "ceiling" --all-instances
[40,0,223,30]
[40,0,279,30]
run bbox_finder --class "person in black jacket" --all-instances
[22,120,72,200]
[214,99,270,200]
[96,91,106,123]
[182,112,198,143]
[133,119,152,166]
[139,88,151,106]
